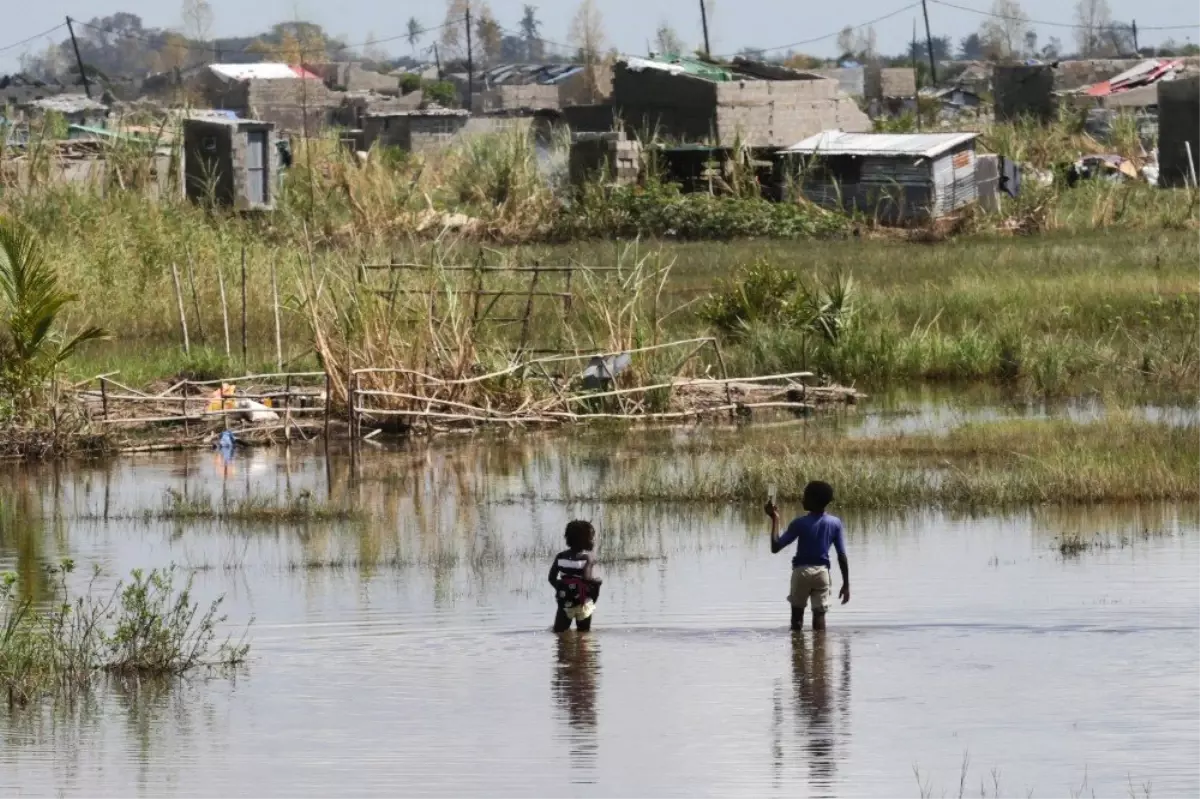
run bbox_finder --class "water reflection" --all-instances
[790,632,851,797]
[551,633,600,781]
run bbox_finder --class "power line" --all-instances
[929,0,1200,32]
[0,22,69,54]
[717,2,923,56]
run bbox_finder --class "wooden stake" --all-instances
[271,258,283,371]
[100,377,108,421]
[519,267,541,352]
[185,256,205,343]
[170,262,190,355]
[217,267,231,357]
[323,371,332,443]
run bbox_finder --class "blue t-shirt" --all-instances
[777,512,846,569]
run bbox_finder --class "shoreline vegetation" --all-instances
[587,414,1200,509]
[0,113,1196,460]
[0,559,249,708]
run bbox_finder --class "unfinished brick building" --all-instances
[611,57,869,148]
[198,63,332,135]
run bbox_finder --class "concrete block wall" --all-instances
[245,78,333,134]
[814,67,865,97]
[612,63,719,140]
[994,65,1055,122]
[472,85,560,113]
[1158,76,1200,188]
[714,79,862,147]
[569,131,640,186]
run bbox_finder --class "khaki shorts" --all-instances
[563,601,595,621]
[788,566,831,613]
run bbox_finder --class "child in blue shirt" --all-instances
[766,480,850,631]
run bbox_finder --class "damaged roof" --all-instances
[208,63,322,81]
[783,131,978,158]
[27,94,108,114]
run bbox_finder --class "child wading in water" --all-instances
[548,520,603,633]
[766,481,850,631]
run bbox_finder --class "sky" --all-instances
[2,0,1198,72]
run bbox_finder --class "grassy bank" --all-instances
[0,123,1195,410]
[589,414,1199,509]
[55,227,1199,401]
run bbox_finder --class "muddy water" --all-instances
[1,420,1197,797]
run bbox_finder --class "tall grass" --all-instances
[0,120,1192,400]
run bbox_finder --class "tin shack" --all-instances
[778,130,979,223]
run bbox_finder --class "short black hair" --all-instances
[802,481,834,511]
[565,519,596,550]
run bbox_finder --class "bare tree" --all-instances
[654,21,685,56]
[569,0,606,102]
[442,0,492,57]
[979,0,1030,60]
[854,25,878,59]
[1075,0,1113,56]
[836,25,855,57]
[181,0,213,55]
[475,7,502,65]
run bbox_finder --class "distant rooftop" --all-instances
[782,131,978,159]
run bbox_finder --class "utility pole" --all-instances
[920,0,937,86]
[465,7,474,111]
[699,0,711,58]
[65,16,92,99]
[433,43,443,80]
[912,19,921,132]
[1132,20,1139,54]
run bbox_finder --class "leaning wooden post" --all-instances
[169,263,190,355]
[185,256,205,344]
[518,267,541,352]
[217,267,231,357]
[100,377,109,421]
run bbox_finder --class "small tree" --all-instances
[0,218,107,415]
[406,17,424,56]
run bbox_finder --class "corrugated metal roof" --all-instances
[782,130,978,158]
[209,63,321,81]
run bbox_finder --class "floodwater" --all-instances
[1,410,1197,797]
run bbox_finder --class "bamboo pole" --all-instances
[170,263,190,355]
[217,267,231,357]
